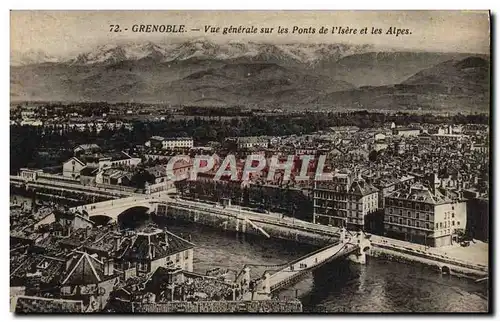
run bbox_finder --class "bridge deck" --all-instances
[11,176,136,198]
[266,240,358,293]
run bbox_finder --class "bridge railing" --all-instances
[72,194,163,215]
[37,172,79,183]
[262,241,359,293]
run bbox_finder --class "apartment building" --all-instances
[384,184,467,247]
[313,171,379,230]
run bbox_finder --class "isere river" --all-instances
[164,221,488,313]
[12,196,488,313]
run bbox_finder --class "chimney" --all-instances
[104,258,114,276]
[114,236,121,251]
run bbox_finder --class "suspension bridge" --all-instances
[237,229,371,300]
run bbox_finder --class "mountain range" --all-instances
[10,40,490,111]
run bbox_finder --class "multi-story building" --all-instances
[162,137,194,149]
[225,136,269,150]
[62,152,141,179]
[313,171,379,230]
[384,184,467,247]
[145,136,194,150]
[393,127,421,137]
[62,157,86,179]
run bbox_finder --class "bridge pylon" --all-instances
[260,272,271,295]
[348,231,371,265]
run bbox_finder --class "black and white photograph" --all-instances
[9,10,491,313]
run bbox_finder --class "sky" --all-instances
[10,10,490,56]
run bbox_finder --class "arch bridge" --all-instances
[69,195,164,223]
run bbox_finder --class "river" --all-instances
[10,194,488,313]
[164,221,488,313]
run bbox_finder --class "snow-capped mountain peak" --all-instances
[12,41,375,66]
[11,49,61,66]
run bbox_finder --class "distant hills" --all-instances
[10,40,490,111]
[313,56,490,111]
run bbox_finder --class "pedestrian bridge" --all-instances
[238,230,371,300]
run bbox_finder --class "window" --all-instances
[416,222,419,228]
[452,213,455,218]
[426,214,429,221]
[389,217,393,223]
[399,218,403,224]
[389,208,393,214]
[407,219,411,226]
[407,211,411,217]
[439,222,443,228]
[435,223,439,229]
[452,221,455,226]
[457,221,460,226]
[416,212,419,219]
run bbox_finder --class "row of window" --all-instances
[386,199,432,211]
[388,208,431,221]
[387,217,431,229]
[438,221,460,229]
[384,225,452,237]
[386,217,460,230]
[444,212,455,220]
[315,201,370,211]
[314,210,348,217]
[314,191,349,200]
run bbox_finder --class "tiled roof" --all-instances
[61,251,105,285]
[66,157,85,166]
[80,167,99,177]
[14,296,83,313]
[146,165,168,178]
[10,253,65,286]
[348,179,379,196]
[388,184,451,205]
[117,228,194,261]
[75,144,100,151]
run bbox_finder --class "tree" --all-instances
[130,171,155,189]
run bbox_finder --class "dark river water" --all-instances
[164,221,488,313]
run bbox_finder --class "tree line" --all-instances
[10,111,489,174]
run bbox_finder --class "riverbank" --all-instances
[164,221,488,313]
[369,244,487,279]
[157,200,488,280]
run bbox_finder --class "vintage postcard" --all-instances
[10,10,490,313]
